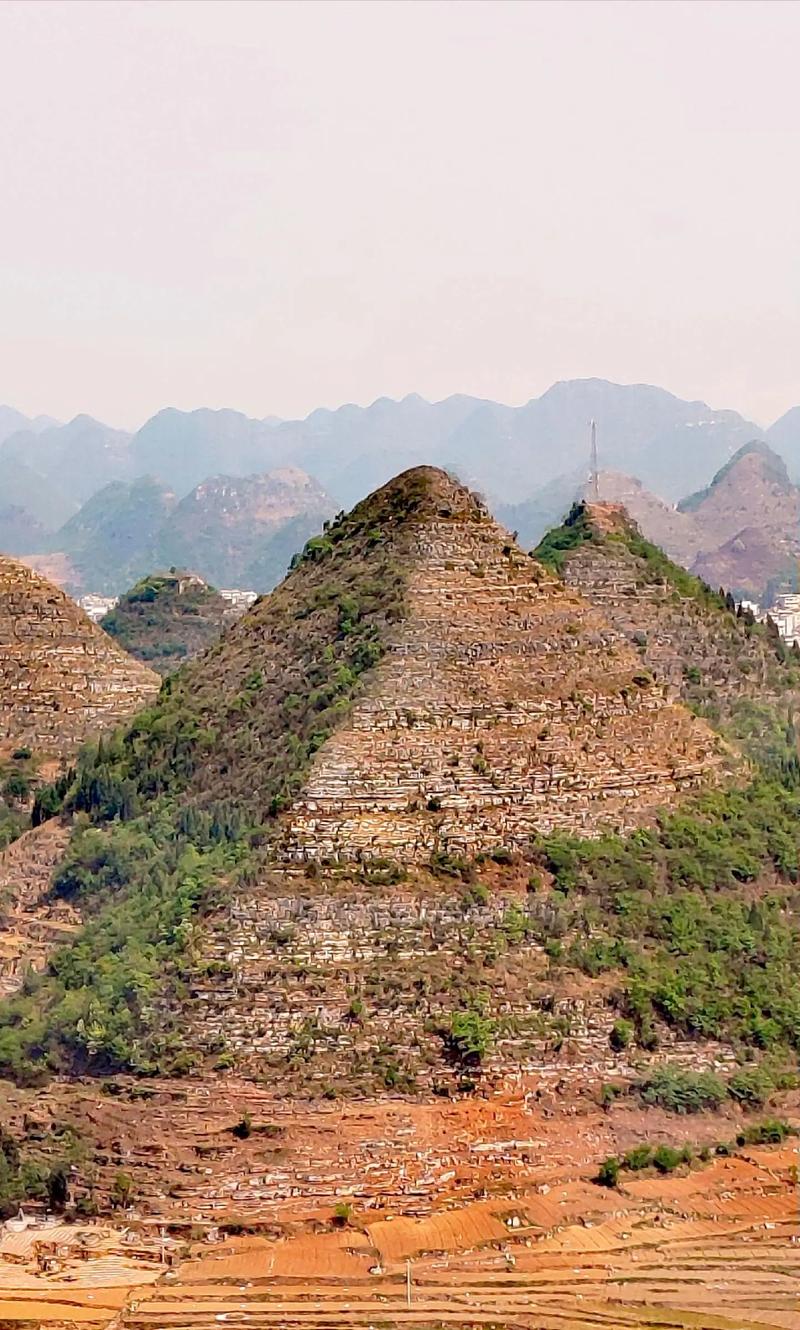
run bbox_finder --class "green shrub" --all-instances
[623,1144,653,1171]
[610,1019,634,1051]
[727,1065,775,1108]
[739,1118,793,1145]
[444,1008,495,1066]
[595,1156,620,1188]
[533,779,800,1057]
[2,773,30,804]
[652,1144,683,1173]
[638,1067,727,1114]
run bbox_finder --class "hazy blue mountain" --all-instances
[0,414,132,504]
[767,406,800,479]
[270,392,485,502]
[53,476,177,594]
[155,468,336,589]
[0,405,59,446]
[496,467,587,548]
[0,455,78,533]
[0,505,49,555]
[128,407,280,495]
[243,508,337,591]
[266,380,763,507]
[43,468,334,595]
[2,382,768,517]
[1,380,783,581]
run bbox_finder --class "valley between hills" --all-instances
[0,467,796,1329]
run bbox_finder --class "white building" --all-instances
[77,594,118,623]
[218,588,258,614]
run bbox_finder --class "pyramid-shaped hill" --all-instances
[0,555,160,759]
[534,501,800,757]
[113,467,727,860]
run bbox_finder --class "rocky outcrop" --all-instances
[0,555,160,758]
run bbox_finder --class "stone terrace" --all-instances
[281,511,726,863]
[0,555,159,758]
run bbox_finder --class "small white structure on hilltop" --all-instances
[78,594,118,623]
[218,588,258,614]
[767,593,800,646]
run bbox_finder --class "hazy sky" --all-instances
[1,0,798,430]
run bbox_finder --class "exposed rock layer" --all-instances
[280,469,725,862]
[0,555,160,757]
[555,501,799,729]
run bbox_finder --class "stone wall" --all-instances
[182,876,736,1094]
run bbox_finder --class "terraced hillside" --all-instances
[0,555,160,759]
[5,468,786,1093]
[535,500,800,768]
[0,468,796,1330]
[80,466,724,846]
[0,1078,794,1330]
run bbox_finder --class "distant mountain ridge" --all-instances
[34,468,335,597]
[0,415,132,505]
[2,380,800,600]
[594,442,800,600]
[0,406,59,446]
[0,379,772,512]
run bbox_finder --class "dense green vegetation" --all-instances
[702,696,800,778]
[0,749,44,850]
[0,1121,83,1218]
[0,484,417,1082]
[101,571,230,675]
[0,811,250,1080]
[534,780,800,1054]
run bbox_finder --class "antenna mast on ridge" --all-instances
[589,419,599,500]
